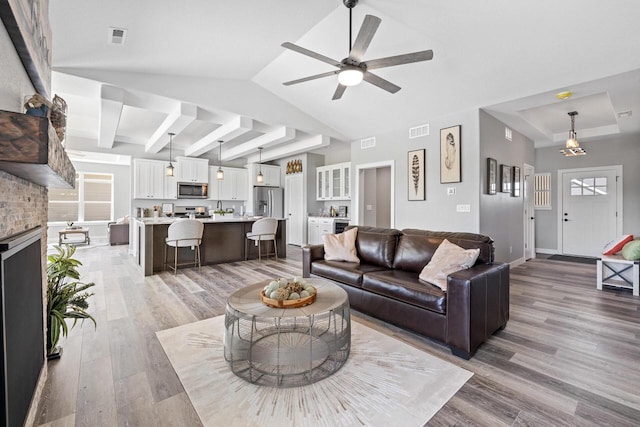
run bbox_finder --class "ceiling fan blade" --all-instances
[281,42,342,67]
[283,71,339,86]
[349,15,382,62]
[363,72,401,94]
[332,84,347,100]
[364,50,434,70]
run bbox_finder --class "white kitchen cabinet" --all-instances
[307,217,349,245]
[316,162,351,201]
[133,159,165,199]
[176,156,209,183]
[209,167,248,201]
[248,163,281,187]
[164,174,177,199]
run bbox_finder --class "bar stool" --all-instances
[245,218,278,262]
[164,219,204,274]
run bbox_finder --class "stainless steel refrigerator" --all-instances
[253,186,283,218]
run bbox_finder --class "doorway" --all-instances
[354,161,394,228]
[558,165,622,257]
[285,174,304,245]
[523,164,535,260]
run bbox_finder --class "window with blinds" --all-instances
[534,173,551,210]
[48,172,113,222]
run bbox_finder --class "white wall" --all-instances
[350,109,481,232]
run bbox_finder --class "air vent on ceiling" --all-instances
[409,124,429,139]
[360,136,376,149]
[617,110,632,118]
[505,127,513,141]
[108,27,128,45]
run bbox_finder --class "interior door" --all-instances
[523,164,535,260]
[286,175,304,245]
[561,167,618,257]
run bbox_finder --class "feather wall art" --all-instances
[407,149,425,200]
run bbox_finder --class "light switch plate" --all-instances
[447,187,456,196]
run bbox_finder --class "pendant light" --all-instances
[256,147,264,184]
[216,140,224,180]
[560,111,586,157]
[166,132,175,176]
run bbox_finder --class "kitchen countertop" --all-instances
[136,216,287,225]
[307,216,351,220]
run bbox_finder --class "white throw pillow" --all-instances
[419,239,480,291]
[323,227,360,263]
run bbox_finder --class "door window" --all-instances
[570,177,607,196]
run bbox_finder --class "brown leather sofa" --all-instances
[302,226,509,359]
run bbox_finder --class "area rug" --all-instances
[548,254,598,265]
[157,315,472,427]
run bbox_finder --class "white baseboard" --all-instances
[536,248,558,255]
[509,257,526,268]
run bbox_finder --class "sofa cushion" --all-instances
[418,239,480,291]
[311,260,388,288]
[347,226,401,269]
[323,227,359,263]
[401,229,494,264]
[362,270,446,314]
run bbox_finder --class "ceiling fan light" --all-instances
[338,68,364,86]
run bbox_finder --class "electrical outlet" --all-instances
[366,204,373,211]
[456,204,471,212]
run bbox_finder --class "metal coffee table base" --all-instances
[224,280,350,388]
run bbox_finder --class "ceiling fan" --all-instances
[281,0,434,100]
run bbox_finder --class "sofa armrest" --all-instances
[445,262,509,359]
[302,244,325,278]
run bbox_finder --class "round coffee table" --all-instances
[224,278,350,388]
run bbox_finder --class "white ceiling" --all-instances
[49,0,640,164]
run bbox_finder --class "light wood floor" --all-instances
[34,244,640,426]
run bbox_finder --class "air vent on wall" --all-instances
[409,124,429,139]
[360,136,376,149]
[108,27,128,45]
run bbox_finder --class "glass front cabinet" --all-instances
[316,162,351,201]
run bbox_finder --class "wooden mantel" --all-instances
[0,110,75,188]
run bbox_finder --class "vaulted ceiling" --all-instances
[50,0,640,165]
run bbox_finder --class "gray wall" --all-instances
[376,167,391,228]
[535,133,640,251]
[362,168,377,226]
[479,110,535,263]
[350,109,481,232]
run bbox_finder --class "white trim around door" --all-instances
[354,160,395,228]
[556,165,623,256]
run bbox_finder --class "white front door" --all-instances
[523,164,535,260]
[285,174,304,246]
[560,166,621,257]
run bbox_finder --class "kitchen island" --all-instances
[133,217,287,276]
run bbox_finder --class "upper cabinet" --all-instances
[316,162,351,201]
[176,156,209,183]
[247,163,281,187]
[134,159,173,199]
[209,167,249,201]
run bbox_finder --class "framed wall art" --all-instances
[408,149,426,201]
[440,125,461,183]
[0,0,52,97]
[487,158,497,195]
[512,166,521,197]
[500,164,512,193]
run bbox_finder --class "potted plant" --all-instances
[46,245,96,359]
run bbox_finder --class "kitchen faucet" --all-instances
[216,200,222,210]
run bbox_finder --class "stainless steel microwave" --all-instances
[177,182,208,199]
